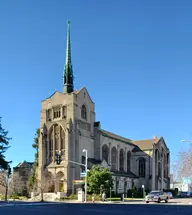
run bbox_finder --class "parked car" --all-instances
[178,192,188,198]
[145,191,169,203]
[187,192,192,197]
[167,192,173,199]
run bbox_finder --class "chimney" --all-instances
[153,136,157,139]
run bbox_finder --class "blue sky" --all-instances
[0,0,192,168]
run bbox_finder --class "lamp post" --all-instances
[142,185,145,201]
[82,149,88,203]
[181,140,192,143]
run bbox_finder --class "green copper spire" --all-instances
[63,20,74,93]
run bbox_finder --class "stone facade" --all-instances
[37,87,170,194]
[12,161,34,196]
[37,21,170,195]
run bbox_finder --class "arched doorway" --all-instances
[46,172,55,193]
[56,171,65,192]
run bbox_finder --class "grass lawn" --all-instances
[106,197,143,201]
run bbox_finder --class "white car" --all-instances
[167,192,173,199]
[145,191,169,203]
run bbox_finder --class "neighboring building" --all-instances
[12,161,34,196]
[0,171,5,195]
[170,182,192,192]
[37,21,170,195]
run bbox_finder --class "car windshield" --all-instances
[150,191,160,195]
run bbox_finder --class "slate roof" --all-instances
[88,158,101,164]
[132,137,161,152]
[100,129,134,146]
[88,158,138,178]
[15,161,34,168]
[111,170,138,178]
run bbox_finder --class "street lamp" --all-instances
[181,140,192,143]
[82,149,88,203]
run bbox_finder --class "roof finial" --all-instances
[63,20,74,93]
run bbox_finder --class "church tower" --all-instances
[63,21,74,93]
[38,20,95,196]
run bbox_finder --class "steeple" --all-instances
[63,20,74,93]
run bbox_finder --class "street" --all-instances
[0,202,192,215]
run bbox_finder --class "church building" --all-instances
[37,21,170,196]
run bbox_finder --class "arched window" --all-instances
[139,158,146,177]
[61,128,65,156]
[111,147,117,170]
[127,151,131,172]
[158,151,161,176]
[102,145,109,163]
[155,149,158,175]
[49,124,65,162]
[164,153,167,177]
[49,131,53,159]
[166,153,169,177]
[81,105,87,120]
[55,125,59,150]
[119,149,124,171]
[62,106,67,118]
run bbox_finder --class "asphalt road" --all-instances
[0,203,192,215]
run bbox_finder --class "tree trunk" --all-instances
[5,184,8,201]
[40,191,43,202]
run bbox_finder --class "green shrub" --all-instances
[68,194,77,200]
[0,194,5,200]
[19,196,28,200]
[10,193,19,200]
[106,197,120,201]
[87,194,100,201]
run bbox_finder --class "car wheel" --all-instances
[146,201,149,203]
[165,198,168,203]
[157,198,161,203]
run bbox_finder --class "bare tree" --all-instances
[34,178,54,202]
[177,144,192,180]
[171,163,184,190]
[172,144,192,186]
[0,171,6,192]
[9,174,23,199]
[0,170,10,201]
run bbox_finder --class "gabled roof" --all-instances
[42,87,94,103]
[72,89,81,94]
[112,170,138,178]
[100,129,135,146]
[132,137,161,152]
[74,87,94,104]
[43,91,64,101]
[15,161,34,168]
[43,90,80,101]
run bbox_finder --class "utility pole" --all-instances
[82,149,88,203]
[58,149,88,203]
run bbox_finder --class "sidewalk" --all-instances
[55,198,192,205]
[53,199,146,204]
[2,198,192,205]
